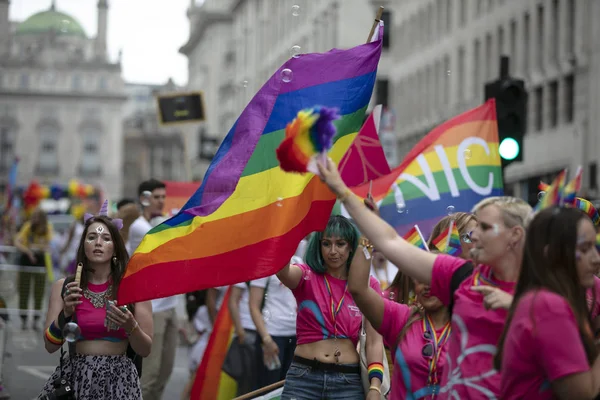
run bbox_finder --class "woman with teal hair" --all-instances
[277,215,386,399]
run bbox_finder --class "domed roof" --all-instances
[16,7,87,38]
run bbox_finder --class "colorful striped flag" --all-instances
[431,220,462,256]
[347,100,503,238]
[191,287,237,399]
[535,170,567,211]
[118,25,383,304]
[562,166,582,205]
[403,225,429,251]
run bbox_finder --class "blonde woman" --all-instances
[318,159,530,399]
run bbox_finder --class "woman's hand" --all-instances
[317,158,348,197]
[262,336,279,367]
[106,301,138,333]
[471,286,513,310]
[62,281,82,318]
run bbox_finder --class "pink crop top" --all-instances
[76,281,127,342]
[292,263,381,346]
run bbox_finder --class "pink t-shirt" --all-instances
[500,290,591,399]
[430,254,515,400]
[77,281,127,342]
[379,300,450,400]
[292,263,381,346]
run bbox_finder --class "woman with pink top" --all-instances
[350,241,450,399]
[317,159,530,399]
[277,215,385,400]
[495,206,600,399]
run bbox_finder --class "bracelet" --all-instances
[126,321,139,336]
[369,385,382,394]
[337,189,352,202]
[368,362,384,383]
[45,321,64,345]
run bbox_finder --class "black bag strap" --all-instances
[448,261,475,317]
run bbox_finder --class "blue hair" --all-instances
[304,215,360,274]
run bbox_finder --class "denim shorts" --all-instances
[281,361,364,400]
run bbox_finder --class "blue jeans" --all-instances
[281,361,364,400]
[256,335,297,387]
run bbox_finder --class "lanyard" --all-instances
[422,314,451,388]
[323,275,348,338]
[472,269,500,287]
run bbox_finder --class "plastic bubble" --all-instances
[291,5,300,16]
[140,190,152,207]
[63,322,81,343]
[263,309,272,322]
[276,197,284,207]
[290,45,302,58]
[242,80,249,88]
[447,205,455,215]
[396,202,406,214]
[446,70,451,76]
[388,291,396,301]
[537,191,546,201]
[59,19,71,33]
[463,149,472,160]
[281,68,293,83]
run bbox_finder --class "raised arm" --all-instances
[276,263,303,290]
[318,159,437,284]
[348,245,385,330]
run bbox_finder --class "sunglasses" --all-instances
[460,231,473,244]
[422,331,434,358]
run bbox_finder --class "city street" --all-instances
[1,318,190,400]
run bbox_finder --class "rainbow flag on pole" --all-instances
[118,25,383,304]
[431,220,462,256]
[403,225,429,251]
[347,100,503,239]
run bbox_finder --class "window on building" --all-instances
[437,0,444,34]
[498,26,505,56]
[537,5,544,67]
[446,0,453,33]
[476,0,484,16]
[509,20,517,71]
[488,0,494,12]
[524,13,530,72]
[382,10,391,49]
[72,74,82,90]
[485,33,492,79]
[458,46,465,101]
[534,87,544,131]
[564,74,575,123]
[459,0,468,25]
[0,126,16,173]
[474,39,481,98]
[19,74,29,89]
[98,76,108,91]
[549,80,558,128]
[38,123,60,174]
[551,0,559,60]
[443,55,450,105]
[566,0,575,53]
[80,125,102,176]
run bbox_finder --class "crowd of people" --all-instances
[1,155,599,400]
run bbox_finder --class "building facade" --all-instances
[388,0,600,202]
[179,0,393,179]
[122,80,186,198]
[0,0,126,198]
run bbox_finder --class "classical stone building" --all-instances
[0,0,126,198]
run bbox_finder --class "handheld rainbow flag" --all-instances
[344,100,503,238]
[118,23,384,304]
[535,169,567,211]
[431,220,462,256]
[562,166,582,204]
[276,106,340,174]
[403,225,429,251]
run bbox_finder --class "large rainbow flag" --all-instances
[348,100,503,238]
[118,25,384,304]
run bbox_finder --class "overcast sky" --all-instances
[10,0,196,85]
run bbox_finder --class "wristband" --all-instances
[369,385,382,394]
[45,321,64,345]
[368,362,384,383]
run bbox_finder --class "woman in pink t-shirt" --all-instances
[495,206,600,399]
[317,159,531,399]
[349,242,450,400]
[277,215,385,400]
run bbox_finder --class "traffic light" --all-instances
[484,56,528,170]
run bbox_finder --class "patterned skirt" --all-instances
[38,353,142,400]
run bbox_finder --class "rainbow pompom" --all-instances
[276,106,340,174]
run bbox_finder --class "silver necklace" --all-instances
[83,285,112,308]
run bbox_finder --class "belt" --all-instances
[293,355,360,374]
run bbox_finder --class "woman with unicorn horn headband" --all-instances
[317,157,534,399]
[39,200,153,400]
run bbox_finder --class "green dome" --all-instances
[16,9,87,38]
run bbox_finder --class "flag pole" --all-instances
[366,6,385,43]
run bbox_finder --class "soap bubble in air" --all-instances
[291,5,300,16]
[537,191,546,201]
[290,45,302,58]
[281,69,293,83]
[446,205,455,215]
[396,202,406,214]
[463,149,472,160]
[63,322,81,343]
[276,197,284,207]
[242,80,249,88]
[263,309,272,322]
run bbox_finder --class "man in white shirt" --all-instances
[128,179,178,400]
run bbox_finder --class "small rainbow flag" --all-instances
[117,25,384,303]
[535,170,567,211]
[344,100,503,239]
[562,166,582,205]
[431,220,462,256]
[403,225,429,251]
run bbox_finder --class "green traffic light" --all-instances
[499,138,520,161]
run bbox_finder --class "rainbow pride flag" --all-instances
[118,26,383,304]
[191,287,237,400]
[535,170,567,211]
[347,100,503,238]
[431,220,462,256]
[403,225,429,251]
